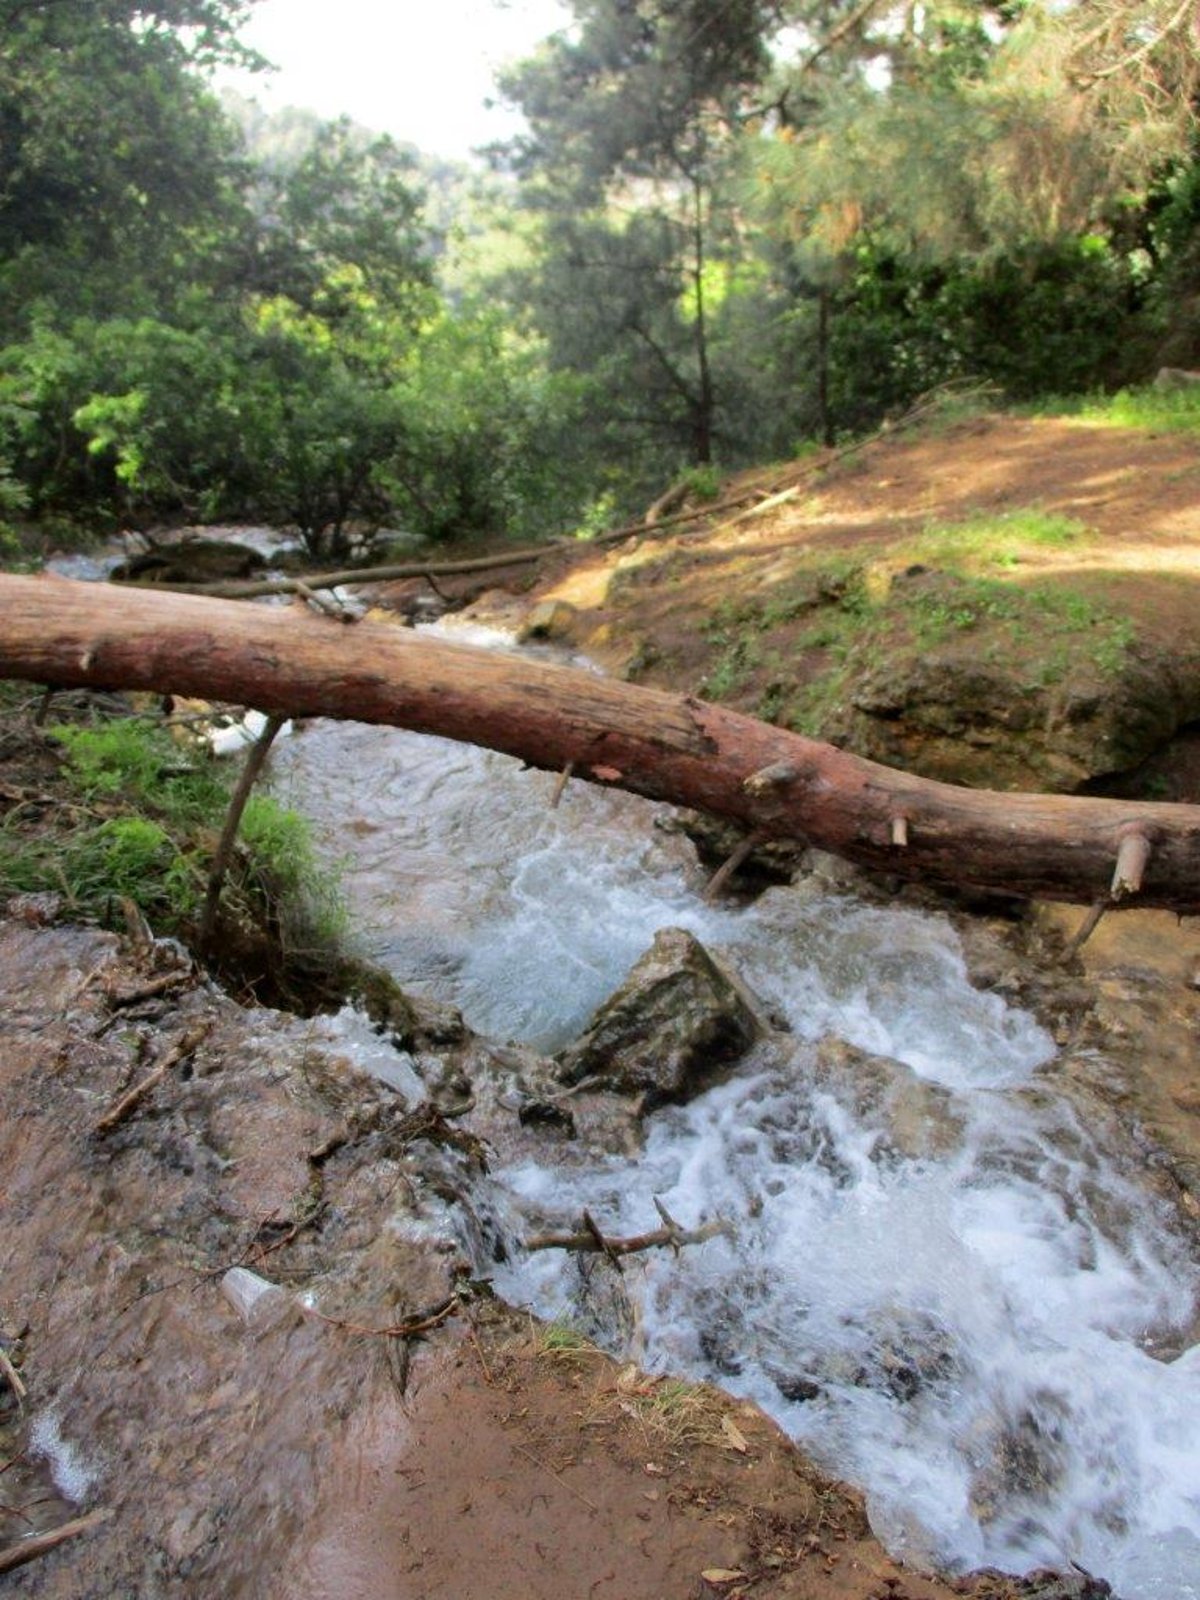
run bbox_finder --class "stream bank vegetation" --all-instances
[0,683,346,1007]
[695,511,1140,739]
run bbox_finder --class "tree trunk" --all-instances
[689,171,716,466]
[3,573,1200,913]
[816,287,835,450]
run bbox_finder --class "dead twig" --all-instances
[306,1293,460,1341]
[510,1441,599,1513]
[244,1201,328,1269]
[104,966,194,1009]
[550,760,575,809]
[0,1508,113,1576]
[94,1022,211,1135]
[467,1319,495,1386]
[288,579,359,621]
[0,1349,25,1406]
[524,1205,733,1259]
[705,830,770,899]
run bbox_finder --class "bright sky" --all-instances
[214,0,571,160]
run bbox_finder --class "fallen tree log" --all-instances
[2,573,1199,913]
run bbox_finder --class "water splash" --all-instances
[275,719,1200,1597]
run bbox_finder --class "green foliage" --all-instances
[1,792,204,926]
[3,0,1199,554]
[51,719,227,825]
[681,463,722,501]
[384,309,589,542]
[2,715,345,950]
[1041,384,1200,435]
[239,795,346,948]
[932,241,1141,399]
[86,816,183,903]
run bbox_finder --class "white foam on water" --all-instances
[29,1409,98,1503]
[312,1004,424,1101]
[492,1053,1199,1591]
[275,717,1200,1597]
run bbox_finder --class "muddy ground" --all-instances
[0,911,1074,1600]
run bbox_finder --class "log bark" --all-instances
[3,573,1200,912]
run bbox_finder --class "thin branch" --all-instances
[1074,0,1194,83]
[0,1509,112,1576]
[705,829,770,899]
[626,321,702,409]
[94,1023,212,1135]
[305,1294,460,1340]
[197,713,285,947]
[798,0,891,74]
[524,1206,732,1258]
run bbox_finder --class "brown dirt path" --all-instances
[280,1323,984,1600]
[539,412,1200,660]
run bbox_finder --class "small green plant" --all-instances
[901,575,1022,645]
[50,719,227,826]
[240,794,346,949]
[4,712,344,969]
[1034,384,1200,436]
[910,509,1086,573]
[538,1319,593,1356]
[682,462,722,501]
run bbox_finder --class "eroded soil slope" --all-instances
[502,412,1200,794]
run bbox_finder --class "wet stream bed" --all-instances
[3,592,1199,1597]
[267,686,1200,1600]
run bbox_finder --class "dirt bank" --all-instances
[478,411,1200,794]
[1,910,1144,1599]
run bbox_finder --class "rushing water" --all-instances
[272,650,1200,1599]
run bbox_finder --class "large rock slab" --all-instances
[555,927,760,1107]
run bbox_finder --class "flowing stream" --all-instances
[271,628,1200,1599]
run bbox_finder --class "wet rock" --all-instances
[814,1037,966,1161]
[966,1391,1071,1528]
[110,537,264,586]
[768,1370,822,1404]
[555,928,761,1108]
[970,1568,1113,1599]
[411,994,468,1045]
[517,598,578,643]
[336,961,419,1049]
[853,1314,962,1403]
[0,918,476,1598]
[517,1098,576,1136]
